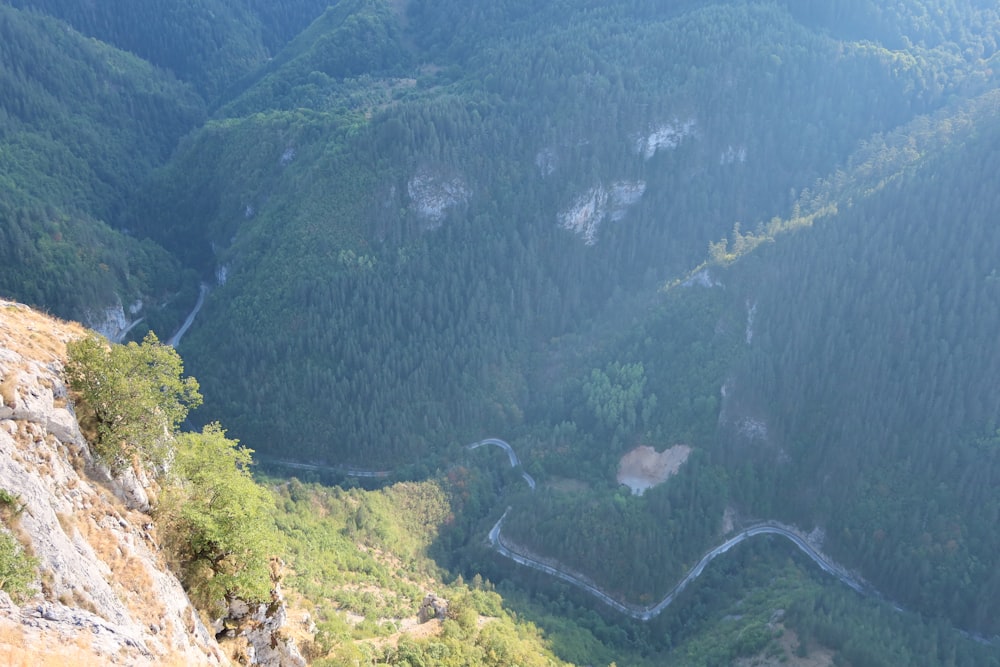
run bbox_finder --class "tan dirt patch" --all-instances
[722,506,737,534]
[616,444,692,495]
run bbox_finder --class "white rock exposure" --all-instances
[1,300,312,665]
[608,180,647,222]
[0,300,227,665]
[225,586,306,667]
[407,168,471,229]
[737,417,769,442]
[559,180,647,245]
[84,301,130,343]
[535,148,557,176]
[681,268,722,288]
[720,144,748,165]
[745,299,757,345]
[559,186,609,245]
[634,118,697,159]
[617,445,691,495]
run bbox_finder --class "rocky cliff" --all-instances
[0,299,228,665]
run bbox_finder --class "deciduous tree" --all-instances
[66,331,202,472]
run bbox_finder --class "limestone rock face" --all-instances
[223,582,307,667]
[0,300,226,665]
[558,180,647,245]
[418,594,449,623]
[83,299,139,343]
[633,118,697,159]
[407,167,471,230]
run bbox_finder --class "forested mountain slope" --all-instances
[3,0,1000,663]
[128,0,999,467]
[0,0,349,334]
[0,4,203,332]
[5,0,335,100]
[484,93,1000,656]
[722,97,1000,635]
[0,300,576,666]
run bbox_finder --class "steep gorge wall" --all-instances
[0,300,226,665]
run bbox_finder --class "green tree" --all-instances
[159,423,278,609]
[66,332,202,472]
[0,530,36,603]
[0,489,37,603]
[583,361,656,435]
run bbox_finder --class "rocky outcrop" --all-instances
[633,118,697,159]
[535,147,557,176]
[407,167,471,229]
[616,444,692,496]
[681,268,722,288]
[0,299,311,666]
[720,144,747,165]
[220,583,306,667]
[558,180,646,245]
[418,594,448,623]
[608,181,647,222]
[558,185,609,245]
[83,297,144,344]
[0,300,225,665]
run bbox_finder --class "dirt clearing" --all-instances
[616,444,692,495]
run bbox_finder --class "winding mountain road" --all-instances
[468,438,536,490]
[261,435,993,641]
[490,512,870,621]
[474,438,876,622]
[111,316,145,343]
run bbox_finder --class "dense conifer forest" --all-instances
[3,0,1000,663]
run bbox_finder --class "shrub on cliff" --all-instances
[65,331,202,472]
[158,423,278,609]
[66,333,276,609]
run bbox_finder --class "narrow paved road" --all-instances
[489,512,870,621]
[490,509,645,617]
[475,437,877,622]
[257,456,390,478]
[112,316,145,343]
[468,438,536,490]
[264,434,995,642]
[167,283,209,347]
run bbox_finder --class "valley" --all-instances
[2,0,1000,665]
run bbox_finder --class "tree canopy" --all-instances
[159,424,278,608]
[66,333,276,608]
[66,331,201,472]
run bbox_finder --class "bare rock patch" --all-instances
[616,444,692,495]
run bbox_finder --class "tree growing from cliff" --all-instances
[158,423,278,608]
[0,489,37,603]
[66,332,202,472]
[66,334,277,608]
